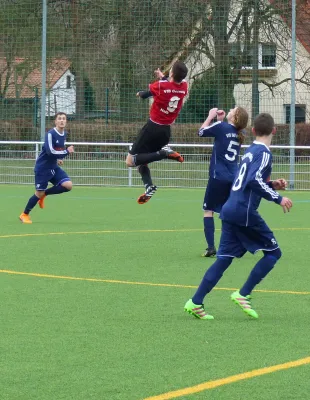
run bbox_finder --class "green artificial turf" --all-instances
[0,185,309,399]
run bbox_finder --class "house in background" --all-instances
[0,58,76,118]
[186,1,310,124]
[233,3,310,125]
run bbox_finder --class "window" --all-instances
[229,43,276,69]
[262,44,276,68]
[66,75,71,89]
[285,105,306,124]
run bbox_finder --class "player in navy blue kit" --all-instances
[199,106,249,257]
[19,112,74,224]
[185,113,292,320]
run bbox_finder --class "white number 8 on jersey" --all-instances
[232,163,247,191]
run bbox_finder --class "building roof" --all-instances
[296,1,310,54]
[0,58,71,98]
[270,0,310,55]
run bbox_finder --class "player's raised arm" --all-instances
[154,68,167,80]
[136,90,153,99]
[137,68,169,100]
[198,108,222,137]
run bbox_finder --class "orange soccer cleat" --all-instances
[162,145,184,163]
[38,194,46,209]
[19,213,32,224]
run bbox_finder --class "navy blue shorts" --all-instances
[203,178,232,213]
[34,167,70,191]
[217,218,279,258]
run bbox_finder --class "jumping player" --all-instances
[19,112,74,223]
[185,113,292,320]
[199,106,249,257]
[126,61,188,204]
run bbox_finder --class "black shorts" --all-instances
[129,119,171,154]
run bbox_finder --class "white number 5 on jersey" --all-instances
[225,140,239,161]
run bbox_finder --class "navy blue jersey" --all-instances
[198,121,241,182]
[35,128,69,172]
[220,141,283,226]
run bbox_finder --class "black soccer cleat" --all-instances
[202,247,217,257]
[137,185,157,204]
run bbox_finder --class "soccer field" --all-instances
[1,185,310,400]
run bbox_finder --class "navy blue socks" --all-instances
[191,248,282,305]
[204,216,215,248]
[240,249,282,296]
[45,186,70,195]
[192,257,233,305]
[24,195,39,214]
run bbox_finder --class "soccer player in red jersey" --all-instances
[126,61,188,204]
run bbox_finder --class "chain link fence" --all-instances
[0,1,310,145]
[1,141,310,189]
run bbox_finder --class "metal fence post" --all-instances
[40,0,47,142]
[289,0,296,190]
[128,145,132,186]
[35,142,39,159]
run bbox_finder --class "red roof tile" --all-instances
[270,0,310,55]
[0,58,71,98]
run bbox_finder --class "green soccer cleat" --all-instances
[184,299,214,320]
[231,291,259,319]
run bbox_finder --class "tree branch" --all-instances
[227,9,243,38]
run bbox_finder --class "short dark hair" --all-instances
[171,61,188,83]
[54,112,67,120]
[253,113,275,136]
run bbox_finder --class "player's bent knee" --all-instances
[62,181,73,191]
[265,248,282,261]
[204,210,213,217]
[272,247,282,260]
[217,256,233,266]
[126,155,135,167]
[35,190,45,198]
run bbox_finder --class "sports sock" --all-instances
[240,249,282,296]
[137,165,153,187]
[24,195,39,214]
[134,150,166,166]
[204,216,215,248]
[45,185,70,195]
[192,257,233,304]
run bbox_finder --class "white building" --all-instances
[186,1,310,124]
[0,58,76,117]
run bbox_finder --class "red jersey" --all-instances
[149,79,188,125]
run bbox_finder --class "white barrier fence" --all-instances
[0,141,310,189]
